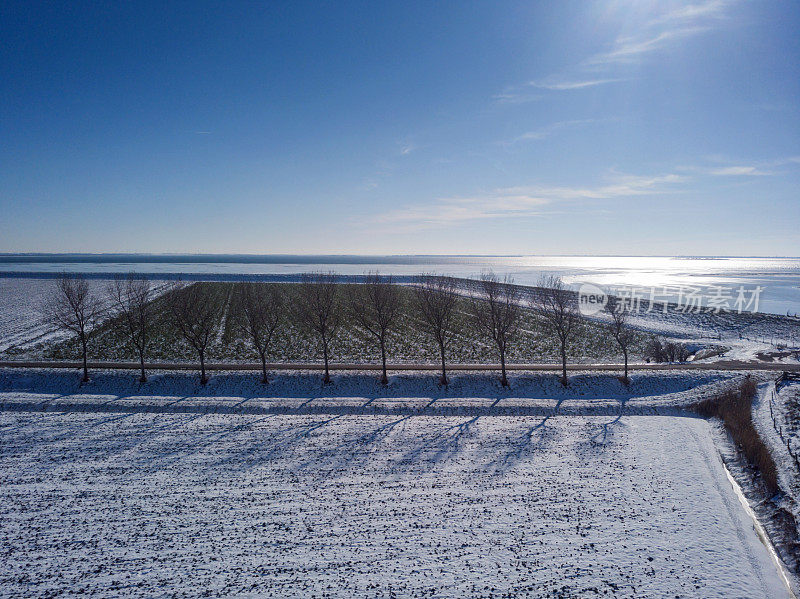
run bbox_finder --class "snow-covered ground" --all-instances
[0,369,795,598]
[0,278,171,354]
[762,380,800,469]
[619,307,800,365]
[750,380,800,573]
[0,278,64,353]
[0,408,790,598]
[1,276,798,366]
[0,369,746,415]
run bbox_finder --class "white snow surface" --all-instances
[0,278,171,354]
[0,278,64,352]
[0,369,746,415]
[0,371,791,598]
[751,381,800,571]
[754,381,800,494]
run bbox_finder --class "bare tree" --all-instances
[107,274,153,382]
[169,282,221,384]
[471,272,521,387]
[349,272,402,385]
[605,295,635,384]
[43,274,102,382]
[536,275,580,386]
[414,275,459,386]
[234,282,284,384]
[293,272,341,384]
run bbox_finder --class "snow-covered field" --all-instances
[0,408,789,598]
[0,278,64,353]
[1,276,798,366]
[0,369,794,598]
[0,278,171,354]
[588,304,800,365]
[0,279,797,596]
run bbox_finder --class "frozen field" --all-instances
[0,278,171,354]
[0,400,790,597]
[1,276,797,366]
[0,278,63,353]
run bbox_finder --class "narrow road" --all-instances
[1,360,798,372]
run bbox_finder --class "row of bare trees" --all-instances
[44,275,156,383]
[43,271,637,386]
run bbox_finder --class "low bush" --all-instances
[694,379,779,495]
[644,337,690,363]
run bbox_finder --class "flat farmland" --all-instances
[5,282,649,365]
[0,408,786,598]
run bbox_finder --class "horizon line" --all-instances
[1,252,799,260]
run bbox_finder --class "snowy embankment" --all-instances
[0,369,748,417]
[749,381,800,574]
[0,408,790,598]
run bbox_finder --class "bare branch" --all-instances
[348,272,402,384]
[107,274,153,382]
[168,281,221,384]
[42,273,102,382]
[233,282,285,383]
[292,272,341,384]
[535,275,580,386]
[471,271,521,386]
[605,295,636,383]
[414,274,459,385]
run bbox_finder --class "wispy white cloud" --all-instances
[586,1,730,68]
[528,78,624,90]
[372,172,683,230]
[399,139,417,155]
[361,178,380,190]
[492,91,543,105]
[707,166,771,176]
[495,0,733,103]
[493,79,619,104]
[679,155,800,177]
[679,164,771,176]
[503,118,611,145]
[586,27,710,67]
[647,0,730,26]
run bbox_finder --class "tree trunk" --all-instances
[623,347,629,384]
[560,343,568,387]
[199,349,207,384]
[80,334,89,383]
[500,349,508,387]
[259,352,269,384]
[380,338,388,385]
[322,339,331,384]
[139,351,146,383]
[439,341,448,386]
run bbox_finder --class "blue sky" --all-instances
[1,1,798,255]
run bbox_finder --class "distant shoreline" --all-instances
[0,253,799,264]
